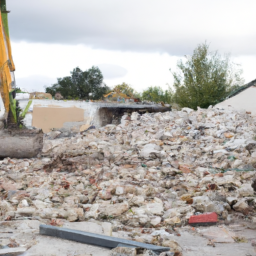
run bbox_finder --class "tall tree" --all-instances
[46,66,109,100]
[141,86,173,103]
[172,43,244,109]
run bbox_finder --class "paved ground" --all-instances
[23,236,110,256]
[0,220,110,256]
[0,220,255,256]
[174,223,256,256]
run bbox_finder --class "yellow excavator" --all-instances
[104,88,132,102]
[0,0,15,123]
[0,0,43,158]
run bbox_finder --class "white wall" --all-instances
[16,93,30,100]
[19,99,102,131]
[216,87,256,116]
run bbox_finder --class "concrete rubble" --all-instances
[1,106,256,255]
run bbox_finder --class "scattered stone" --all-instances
[238,184,254,197]
[99,202,129,217]
[233,200,250,214]
[109,247,136,256]
[252,179,256,192]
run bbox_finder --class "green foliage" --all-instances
[112,82,140,98]
[172,42,244,109]
[45,66,110,100]
[15,87,26,93]
[9,93,17,123]
[20,100,32,119]
[8,93,24,128]
[141,86,173,103]
[0,0,7,11]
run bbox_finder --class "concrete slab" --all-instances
[171,226,256,256]
[0,220,110,256]
[1,220,255,256]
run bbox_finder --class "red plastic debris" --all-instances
[188,212,218,226]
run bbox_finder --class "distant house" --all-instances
[216,79,256,116]
[29,92,53,100]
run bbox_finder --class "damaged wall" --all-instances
[19,100,100,133]
[32,105,85,133]
[19,99,170,133]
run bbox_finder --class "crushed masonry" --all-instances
[0,105,256,255]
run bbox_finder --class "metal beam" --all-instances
[40,225,170,254]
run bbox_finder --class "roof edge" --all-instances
[226,78,256,100]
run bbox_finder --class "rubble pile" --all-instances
[1,106,256,254]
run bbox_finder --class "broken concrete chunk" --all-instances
[109,247,137,256]
[140,144,162,159]
[146,202,164,216]
[233,200,250,214]
[17,207,36,216]
[99,202,129,217]
[238,183,254,197]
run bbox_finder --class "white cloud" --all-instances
[16,75,56,92]
[97,64,127,79]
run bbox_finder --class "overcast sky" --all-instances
[8,0,256,92]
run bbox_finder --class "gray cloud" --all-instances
[97,64,127,79]
[8,0,256,56]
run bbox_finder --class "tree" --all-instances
[172,43,244,109]
[141,86,173,103]
[112,83,139,98]
[45,66,110,100]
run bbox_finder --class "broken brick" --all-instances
[188,212,218,226]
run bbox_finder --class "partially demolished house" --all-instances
[216,79,256,115]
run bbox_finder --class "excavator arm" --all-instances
[0,0,15,120]
[104,89,132,99]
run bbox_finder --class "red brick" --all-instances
[189,212,218,226]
